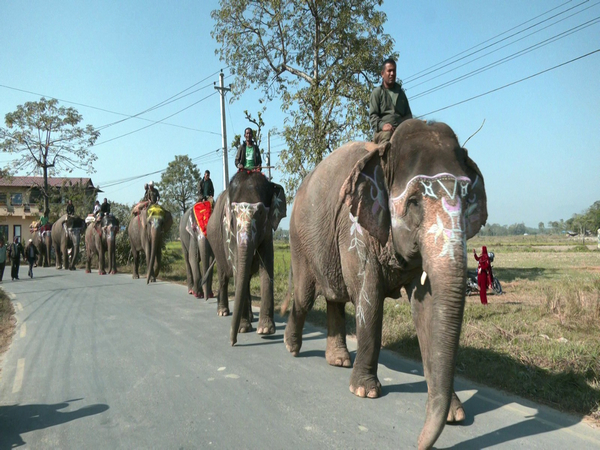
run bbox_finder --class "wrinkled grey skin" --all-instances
[128,207,173,283]
[283,120,487,450]
[180,206,214,298]
[31,227,52,267]
[85,215,120,275]
[51,215,85,270]
[206,171,286,345]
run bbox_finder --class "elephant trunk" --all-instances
[230,243,254,346]
[69,229,82,270]
[106,226,117,273]
[147,219,163,284]
[417,253,466,450]
[199,235,213,297]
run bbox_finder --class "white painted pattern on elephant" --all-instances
[389,173,471,261]
[231,202,263,247]
[348,212,370,327]
[271,192,283,222]
[186,214,205,240]
[223,196,236,275]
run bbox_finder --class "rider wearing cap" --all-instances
[147,181,160,204]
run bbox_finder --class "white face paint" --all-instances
[231,202,268,247]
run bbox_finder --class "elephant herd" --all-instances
[182,120,488,450]
[34,120,486,449]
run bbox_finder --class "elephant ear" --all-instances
[339,142,391,246]
[463,149,488,239]
[270,183,287,231]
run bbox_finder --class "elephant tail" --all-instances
[200,259,217,287]
[280,262,293,315]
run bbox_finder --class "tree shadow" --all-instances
[0,399,109,448]
[493,267,560,283]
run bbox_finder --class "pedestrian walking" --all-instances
[473,246,493,305]
[25,239,39,278]
[0,238,7,282]
[8,237,24,281]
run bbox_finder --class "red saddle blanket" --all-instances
[193,201,212,236]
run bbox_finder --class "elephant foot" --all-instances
[284,326,302,356]
[133,273,140,279]
[217,307,230,317]
[57,266,63,270]
[110,270,117,275]
[188,289,194,295]
[447,392,466,423]
[349,370,381,399]
[256,317,275,335]
[194,292,203,299]
[239,320,253,333]
[85,269,91,274]
[99,271,106,275]
[326,346,352,368]
[69,267,76,271]
[207,291,215,299]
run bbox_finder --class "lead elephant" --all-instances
[31,225,52,267]
[206,171,286,345]
[283,120,487,450]
[85,214,120,275]
[128,205,173,283]
[51,215,85,270]
[180,206,214,298]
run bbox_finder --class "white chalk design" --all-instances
[348,212,370,327]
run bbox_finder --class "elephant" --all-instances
[85,214,120,275]
[128,205,173,283]
[51,215,85,270]
[31,225,52,267]
[206,170,286,345]
[180,205,214,298]
[282,119,487,450]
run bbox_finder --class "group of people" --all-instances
[0,236,39,282]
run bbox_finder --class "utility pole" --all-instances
[214,71,231,190]
[267,131,272,181]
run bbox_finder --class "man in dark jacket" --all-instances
[198,170,215,202]
[369,58,413,144]
[66,199,75,216]
[100,198,111,216]
[235,127,262,170]
[8,237,24,281]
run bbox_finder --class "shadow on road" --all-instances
[0,399,109,449]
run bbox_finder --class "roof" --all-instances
[0,176,96,189]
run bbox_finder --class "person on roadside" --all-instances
[66,199,75,216]
[235,127,262,170]
[198,170,215,203]
[369,57,413,144]
[473,246,493,305]
[8,236,24,281]
[25,238,38,279]
[0,238,7,283]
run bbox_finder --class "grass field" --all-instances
[1,235,598,422]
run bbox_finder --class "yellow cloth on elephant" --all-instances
[147,204,166,220]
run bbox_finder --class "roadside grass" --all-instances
[0,288,16,365]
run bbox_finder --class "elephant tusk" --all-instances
[421,271,428,286]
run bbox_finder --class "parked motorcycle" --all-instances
[466,251,503,296]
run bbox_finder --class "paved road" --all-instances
[0,267,598,449]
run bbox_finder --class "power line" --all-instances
[416,48,600,117]
[404,0,589,84]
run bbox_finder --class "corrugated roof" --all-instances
[0,176,95,188]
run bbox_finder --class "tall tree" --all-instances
[158,155,201,215]
[212,0,396,194]
[0,97,99,217]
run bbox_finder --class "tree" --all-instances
[0,98,99,217]
[212,0,396,195]
[158,155,201,216]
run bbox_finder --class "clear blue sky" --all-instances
[1,0,599,229]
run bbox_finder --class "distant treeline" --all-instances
[480,200,600,236]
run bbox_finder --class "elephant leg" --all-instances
[411,284,465,424]
[98,244,106,275]
[190,243,203,298]
[326,300,351,368]
[284,269,316,357]
[217,268,230,316]
[86,249,92,273]
[257,247,275,335]
[349,266,384,399]
[132,249,140,279]
[238,281,253,333]
[182,245,195,294]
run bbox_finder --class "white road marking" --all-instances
[15,302,23,312]
[225,374,239,379]
[20,323,26,338]
[12,359,25,393]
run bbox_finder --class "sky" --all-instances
[1,0,599,230]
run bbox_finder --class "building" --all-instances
[0,176,98,243]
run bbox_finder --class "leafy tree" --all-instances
[0,97,99,217]
[211,0,396,195]
[158,155,201,216]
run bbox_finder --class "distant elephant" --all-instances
[206,171,286,345]
[128,205,173,283]
[283,120,487,450]
[51,215,85,270]
[85,214,120,275]
[31,225,52,267]
[180,205,214,298]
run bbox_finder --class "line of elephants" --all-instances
[32,120,487,449]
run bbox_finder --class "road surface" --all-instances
[0,267,598,449]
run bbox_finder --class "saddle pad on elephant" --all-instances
[192,201,212,236]
[147,204,166,219]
